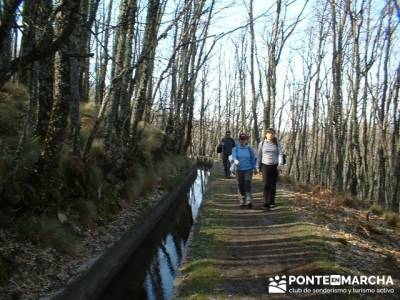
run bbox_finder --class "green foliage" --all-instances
[383,212,400,228]
[179,260,220,298]
[369,204,384,216]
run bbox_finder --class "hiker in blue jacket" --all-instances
[231,133,257,208]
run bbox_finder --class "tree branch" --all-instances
[0,0,81,88]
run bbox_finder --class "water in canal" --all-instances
[99,168,210,300]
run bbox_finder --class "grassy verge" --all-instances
[176,167,226,299]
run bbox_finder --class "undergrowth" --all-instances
[292,179,400,229]
[0,83,194,256]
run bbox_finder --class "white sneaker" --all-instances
[245,193,252,205]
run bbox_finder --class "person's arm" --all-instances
[257,142,262,169]
[278,142,284,166]
[231,146,238,163]
[252,147,257,170]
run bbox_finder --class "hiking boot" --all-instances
[261,204,270,211]
[245,193,252,207]
[239,196,246,207]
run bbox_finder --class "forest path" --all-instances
[175,166,400,299]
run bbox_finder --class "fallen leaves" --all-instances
[0,188,166,300]
[286,184,400,288]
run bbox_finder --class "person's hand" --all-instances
[234,159,239,165]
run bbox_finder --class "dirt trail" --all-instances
[176,169,400,300]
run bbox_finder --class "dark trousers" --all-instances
[261,164,278,206]
[222,153,231,176]
[237,170,253,196]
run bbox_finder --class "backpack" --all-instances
[216,144,222,153]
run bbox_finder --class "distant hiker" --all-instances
[219,130,236,178]
[257,128,284,211]
[231,133,257,208]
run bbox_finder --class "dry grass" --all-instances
[0,84,192,255]
[137,121,164,158]
[0,83,28,136]
[86,164,104,199]
[278,175,294,184]
[80,102,100,118]
[37,217,77,254]
[383,212,400,228]
[369,204,384,216]
[90,138,105,161]
[80,102,105,138]
[74,200,97,227]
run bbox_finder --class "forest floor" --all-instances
[175,166,400,299]
[0,188,167,300]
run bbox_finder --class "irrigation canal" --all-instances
[99,167,210,300]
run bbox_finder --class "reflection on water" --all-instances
[99,168,209,300]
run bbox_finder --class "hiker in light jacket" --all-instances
[231,133,257,208]
[257,128,284,211]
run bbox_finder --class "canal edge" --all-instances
[172,164,220,299]
[40,164,199,300]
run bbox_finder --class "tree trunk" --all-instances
[37,0,81,178]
